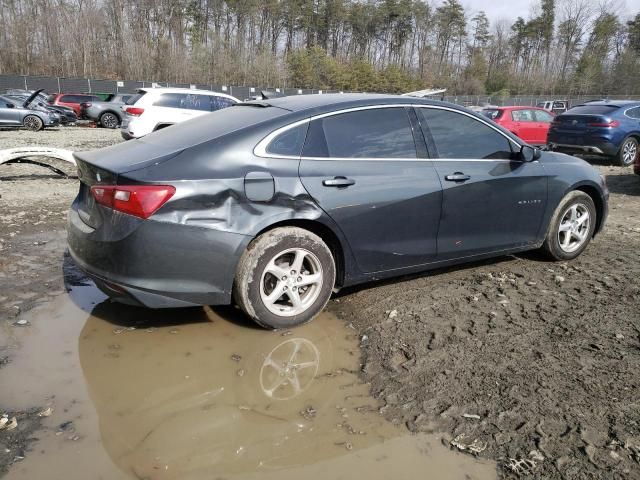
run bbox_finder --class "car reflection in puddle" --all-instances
[76,297,496,480]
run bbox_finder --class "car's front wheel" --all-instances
[542,191,596,260]
[23,115,43,131]
[617,137,638,167]
[234,227,335,329]
[99,112,119,129]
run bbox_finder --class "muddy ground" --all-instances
[1,126,639,479]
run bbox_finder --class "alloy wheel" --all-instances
[557,203,590,253]
[101,113,118,129]
[259,248,324,317]
[23,116,42,131]
[622,140,637,166]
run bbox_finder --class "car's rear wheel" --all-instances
[542,191,596,261]
[234,227,335,329]
[99,112,119,129]
[617,137,638,167]
[23,115,43,131]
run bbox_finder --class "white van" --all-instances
[120,88,239,139]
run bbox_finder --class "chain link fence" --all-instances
[0,74,343,101]
[1,74,637,105]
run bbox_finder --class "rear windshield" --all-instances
[125,92,145,105]
[482,109,503,120]
[137,104,288,149]
[566,105,620,115]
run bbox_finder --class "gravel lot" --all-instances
[1,126,639,479]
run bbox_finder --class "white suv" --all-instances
[120,88,239,139]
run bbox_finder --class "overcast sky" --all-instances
[461,0,634,22]
[462,0,538,21]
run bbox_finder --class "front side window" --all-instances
[266,123,308,157]
[210,96,235,111]
[304,108,416,159]
[418,108,514,160]
[533,110,554,122]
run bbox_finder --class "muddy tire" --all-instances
[23,115,43,131]
[234,227,335,329]
[99,112,119,129]
[617,137,639,167]
[542,191,596,261]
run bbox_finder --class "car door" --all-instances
[510,109,537,143]
[299,106,442,274]
[415,106,547,260]
[532,109,555,145]
[0,97,22,125]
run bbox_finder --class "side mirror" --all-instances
[520,145,541,162]
[6,103,15,108]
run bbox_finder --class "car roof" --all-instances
[138,87,239,101]
[575,100,640,108]
[242,93,463,114]
[484,106,548,111]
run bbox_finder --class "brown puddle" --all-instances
[1,281,496,480]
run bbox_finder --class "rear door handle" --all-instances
[323,176,355,187]
[444,172,470,182]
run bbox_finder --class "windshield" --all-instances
[0,95,18,107]
[126,92,145,105]
[482,109,503,120]
[566,105,620,115]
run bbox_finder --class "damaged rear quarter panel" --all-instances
[123,123,359,286]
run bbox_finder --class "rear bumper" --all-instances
[548,141,618,157]
[67,205,251,308]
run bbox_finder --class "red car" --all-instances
[482,106,555,146]
[48,93,102,116]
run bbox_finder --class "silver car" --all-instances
[80,93,131,128]
[0,93,60,131]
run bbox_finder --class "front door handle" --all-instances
[444,172,471,182]
[323,176,355,187]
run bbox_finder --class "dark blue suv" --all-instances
[548,101,640,166]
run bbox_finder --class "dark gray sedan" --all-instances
[67,94,608,329]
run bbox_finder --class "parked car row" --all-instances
[481,100,640,169]
[0,87,239,133]
[0,90,62,131]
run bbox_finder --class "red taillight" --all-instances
[587,120,620,128]
[125,107,144,116]
[90,185,175,219]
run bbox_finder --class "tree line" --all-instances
[0,0,638,96]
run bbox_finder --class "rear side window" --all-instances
[567,105,619,115]
[625,107,640,119]
[418,108,514,160]
[266,123,308,157]
[482,109,502,120]
[305,108,416,159]
[153,93,186,109]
